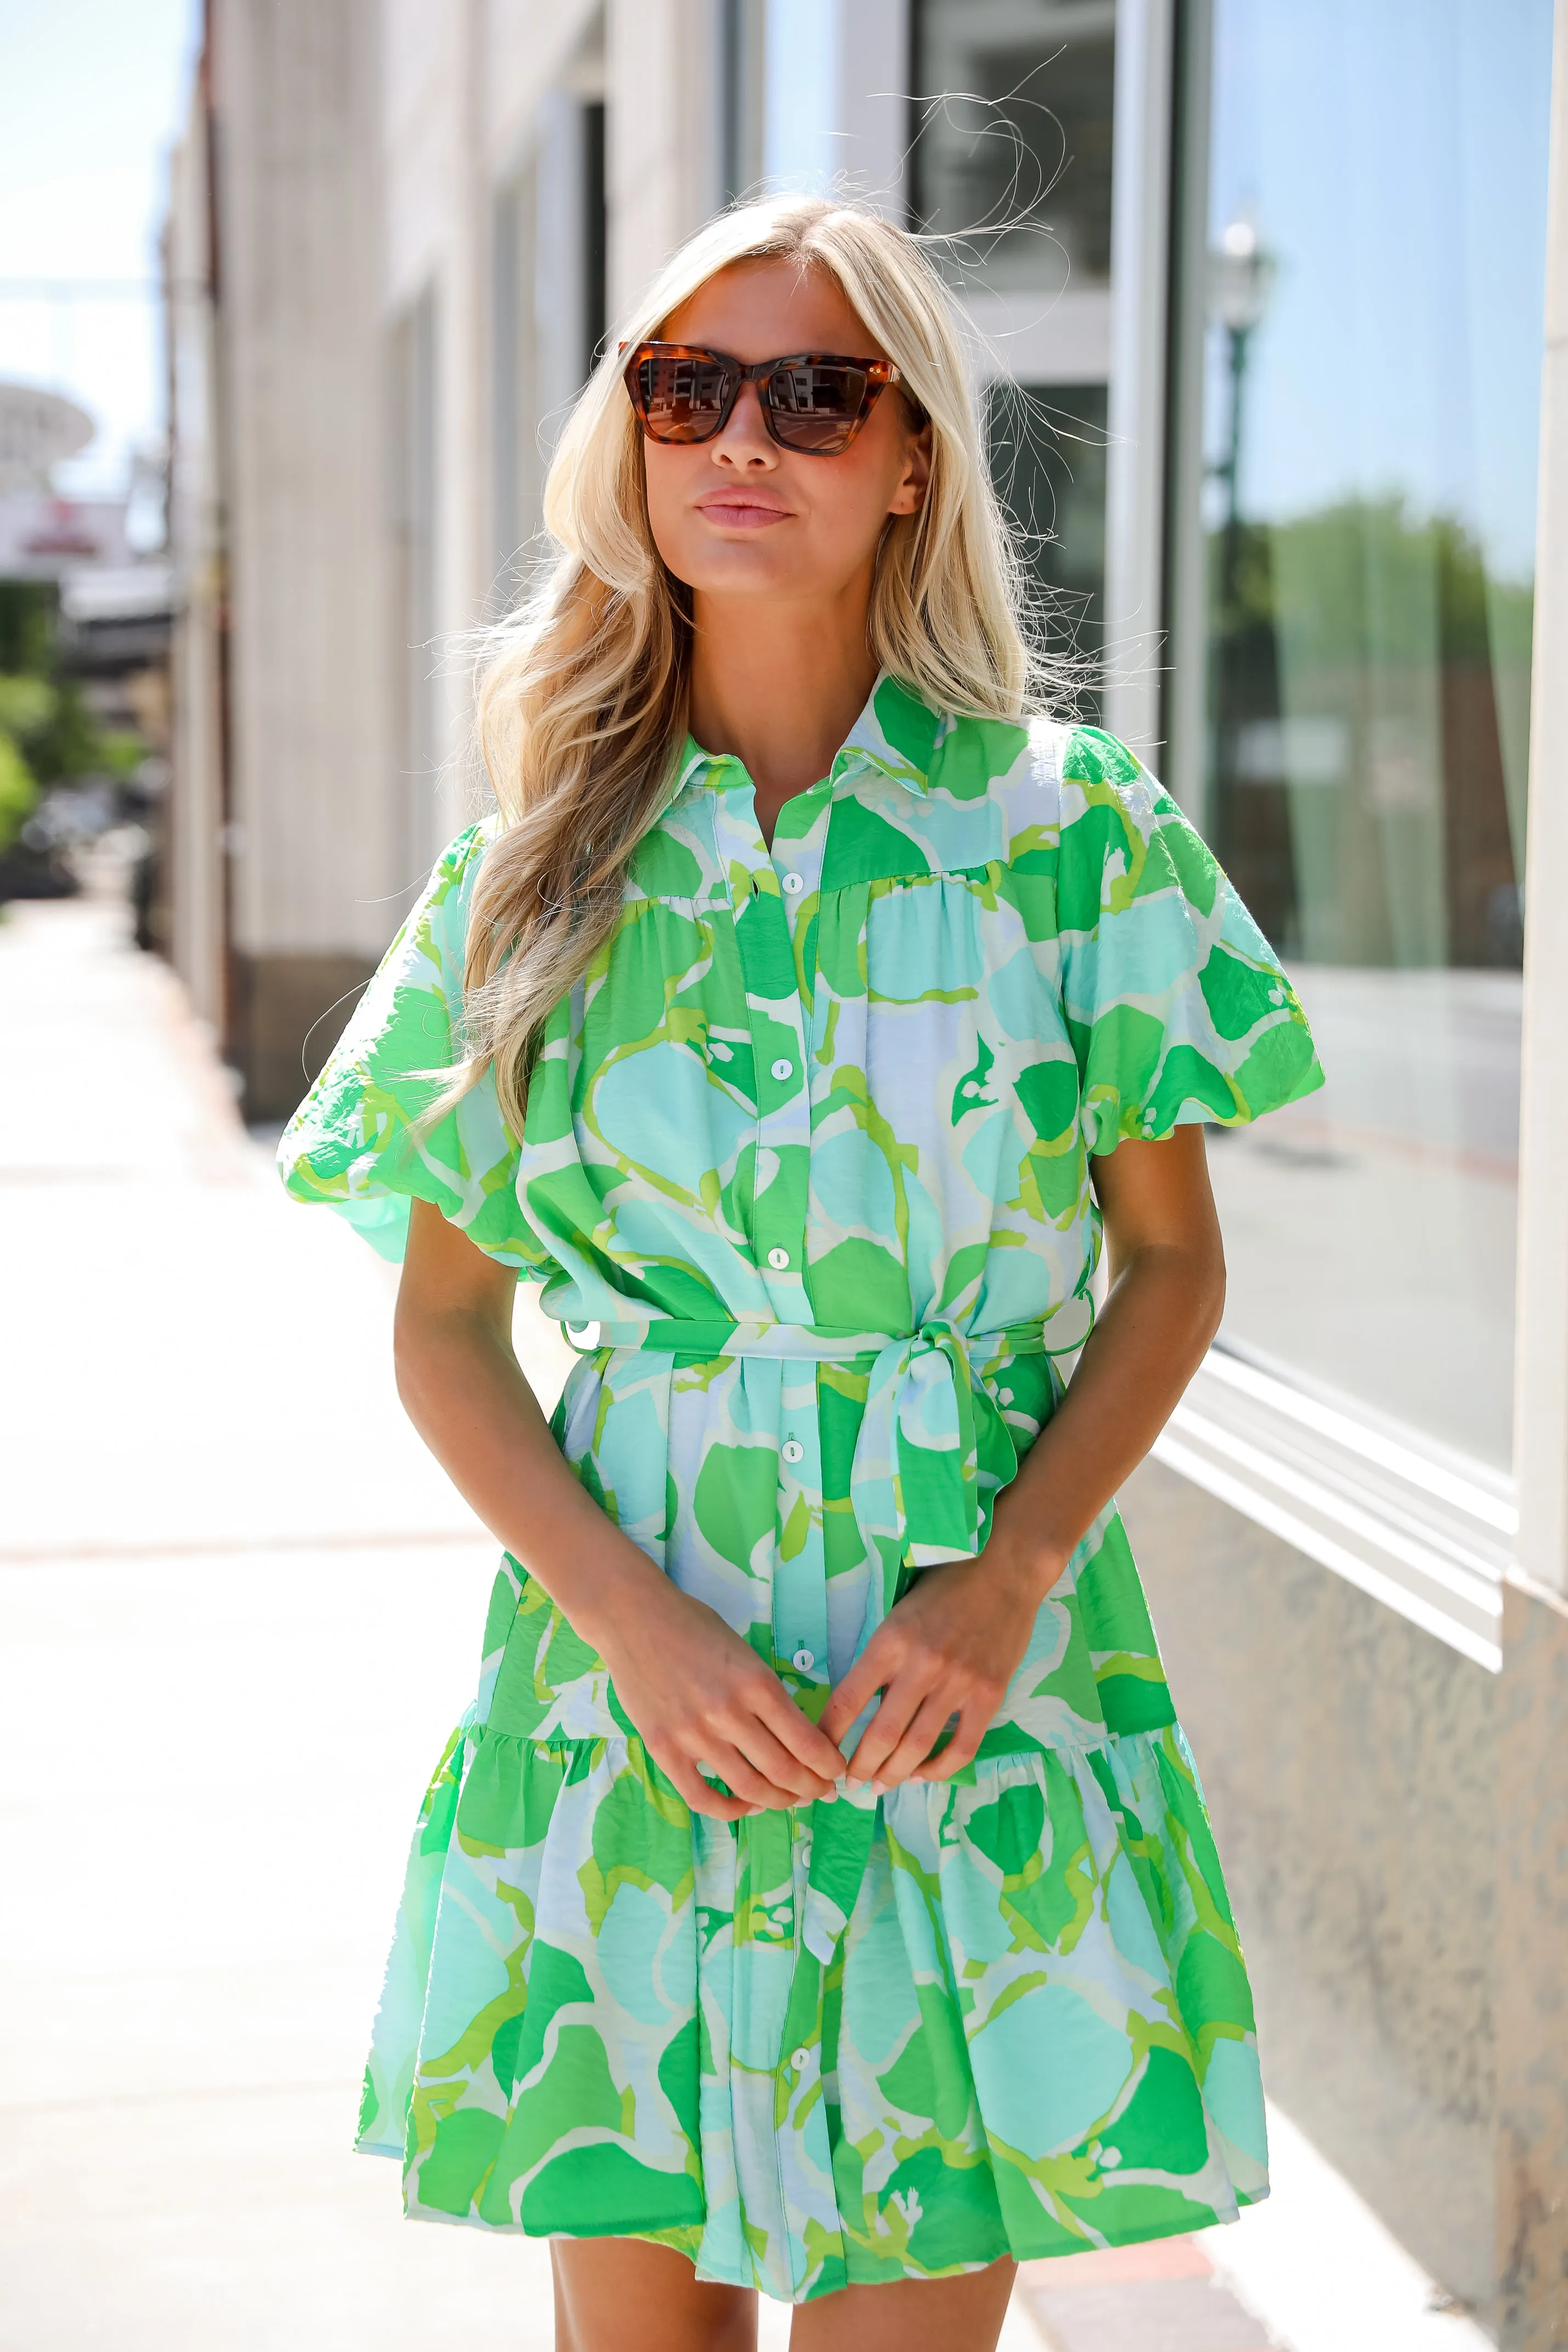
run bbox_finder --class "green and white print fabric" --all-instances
[281,679,1322,2302]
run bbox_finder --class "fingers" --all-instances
[658,1751,752,1822]
[654,1716,837,1819]
[844,1673,930,1787]
[701,1739,814,1813]
[819,1637,895,1744]
[729,1716,840,1803]
[910,1703,985,1784]
[851,1684,964,1787]
[875,1694,964,1789]
[751,1681,850,1785]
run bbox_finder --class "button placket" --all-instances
[772,794,830,1032]
[756,799,828,1289]
[712,781,811,1318]
[772,1359,829,1683]
[760,796,834,1681]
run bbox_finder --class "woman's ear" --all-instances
[888,417,933,517]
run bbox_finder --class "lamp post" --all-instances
[1207,211,1276,840]
[1209,212,1276,595]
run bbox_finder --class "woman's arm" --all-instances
[394,1197,845,1819]
[818,1126,1226,1789]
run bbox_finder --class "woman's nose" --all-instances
[712,378,776,464]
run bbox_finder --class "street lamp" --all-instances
[1206,211,1276,832]
[1208,211,1276,542]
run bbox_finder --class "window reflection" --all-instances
[914,0,1119,703]
[988,382,1108,716]
[913,0,1116,294]
[1186,0,1552,1466]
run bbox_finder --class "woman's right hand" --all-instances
[394,1203,845,1824]
[594,1574,847,1823]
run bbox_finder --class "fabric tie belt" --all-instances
[563,1304,1094,1580]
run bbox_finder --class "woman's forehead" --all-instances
[661,258,881,358]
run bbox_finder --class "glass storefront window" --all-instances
[1174,0,1553,1468]
[915,1,1119,700]
[913,1,1116,296]
[988,383,1108,716]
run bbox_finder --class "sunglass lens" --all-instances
[636,352,734,442]
[766,363,868,452]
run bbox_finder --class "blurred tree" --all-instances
[1209,495,1530,968]
[0,581,144,848]
[0,720,34,848]
[0,581,54,674]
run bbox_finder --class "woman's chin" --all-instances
[676,552,834,603]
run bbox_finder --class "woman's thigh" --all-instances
[550,2237,757,2352]
[790,2259,1018,2352]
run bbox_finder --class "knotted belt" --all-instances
[564,1304,1094,1574]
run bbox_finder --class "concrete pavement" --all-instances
[1,888,1492,2350]
[2,889,565,2347]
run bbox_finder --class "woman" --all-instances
[281,195,1321,2350]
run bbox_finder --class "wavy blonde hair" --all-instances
[458,193,1041,1139]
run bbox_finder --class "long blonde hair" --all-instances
[460,193,1041,1139]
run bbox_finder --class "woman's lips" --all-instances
[696,498,793,529]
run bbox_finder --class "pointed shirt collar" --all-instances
[670,670,954,805]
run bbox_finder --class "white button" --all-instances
[767,1247,790,1270]
[792,1647,815,1671]
[782,1439,805,1465]
[791,2045,813,2071]
[770,1057,793,1082]
[782,870,805,894]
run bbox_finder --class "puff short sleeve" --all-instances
[1052,726,1323,1154]
[278,822,542,1271]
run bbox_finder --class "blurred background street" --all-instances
[0,869,561,2347]
[4,0,1568,2345]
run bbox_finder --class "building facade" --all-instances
[167,3,1568,2339]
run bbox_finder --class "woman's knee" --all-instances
[550,2236,757,2352]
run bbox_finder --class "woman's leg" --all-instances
[789,2258,1017,2352]
[551,2236,758,2352]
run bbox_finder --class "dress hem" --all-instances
[356,2156,1270,2303]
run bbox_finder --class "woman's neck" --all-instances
[686,579,879,844]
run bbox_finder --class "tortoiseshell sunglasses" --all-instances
[621,340,920,456]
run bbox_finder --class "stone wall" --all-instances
[1122,1456,1499,2315]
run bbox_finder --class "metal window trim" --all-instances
[1148,1343,1514,1673]
[1103,0,1178,754]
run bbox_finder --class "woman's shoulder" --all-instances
[929,706,1165,859]
[431,811,503,890]
[319,814,500,1069]
[400,811,503,952]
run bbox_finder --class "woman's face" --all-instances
[639,259,931,609]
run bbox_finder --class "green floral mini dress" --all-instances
[279,677,1322,2304]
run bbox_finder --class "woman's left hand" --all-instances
[819,1132,1228,1794]
[818,1539,1060,1792]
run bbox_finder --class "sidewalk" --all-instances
[0,890,1493,2350]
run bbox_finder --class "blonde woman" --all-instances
[281,196,1321,2350]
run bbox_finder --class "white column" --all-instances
[165,95,228,1027]
[534,90,593,431]
[1513,0,1568,1595]
[429,0,493,847]
[835,0,909,214]
[217,0,395,963]
[763,0,837,190]
[760,0,909,211]
[606,0,717,326]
